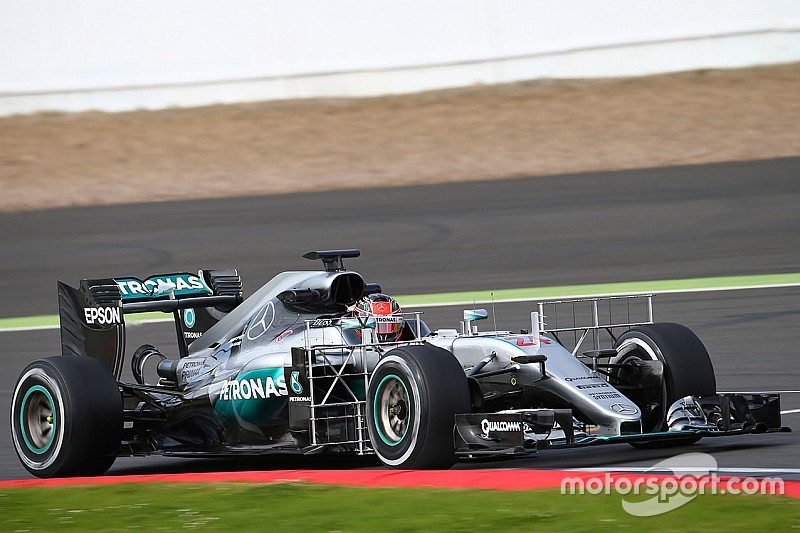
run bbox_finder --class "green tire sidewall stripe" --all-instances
[20,385,56,455]
[374,374,410,447]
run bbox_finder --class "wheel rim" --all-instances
[19,385,56,454]
[373,374,410,446]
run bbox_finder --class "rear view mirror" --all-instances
[463,309,488,322]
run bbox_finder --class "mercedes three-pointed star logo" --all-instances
[246,301,275,340]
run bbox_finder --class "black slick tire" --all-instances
[11,356,122,477]
[366,344,470,469]
[613,323,716,448]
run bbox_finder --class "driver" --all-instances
[351,293,404,343]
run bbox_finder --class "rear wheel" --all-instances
[367,344,470,469]
[11,356,122,477]
[612,323,716,447]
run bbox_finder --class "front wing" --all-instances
[454,393,789,458]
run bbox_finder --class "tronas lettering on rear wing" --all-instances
[113,273,212,302]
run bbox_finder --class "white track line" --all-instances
[405,282,800,308]
[0,325,61,332]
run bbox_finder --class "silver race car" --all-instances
[11,250,787,477]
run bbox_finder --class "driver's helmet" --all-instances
[352,293,404,343]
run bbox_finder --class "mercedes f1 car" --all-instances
[11,250,788,477]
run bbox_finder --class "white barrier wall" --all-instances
[1,0,799,115]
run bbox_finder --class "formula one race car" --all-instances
[11,250,788,477]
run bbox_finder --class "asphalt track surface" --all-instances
[1,157,798,480]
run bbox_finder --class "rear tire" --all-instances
[11,356,122,477]
[367,344,470,469]
[613,323,716,448]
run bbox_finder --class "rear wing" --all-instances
[58,270,242,377]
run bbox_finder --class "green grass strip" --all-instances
[0,483,797,531]
[0,315,59,329]
[2,273,799,330]
[395,273,800,307]
[0,311,168,331]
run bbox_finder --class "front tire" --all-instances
[612,323,716,448]
[11,356,122,477]
[367,344,470,469]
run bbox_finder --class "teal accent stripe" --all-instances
[1,273,799,331]
[20,385,56,455]
[373,374,409,447]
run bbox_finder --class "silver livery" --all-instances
[10,249,788,477]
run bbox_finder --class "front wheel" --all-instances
[367,344,470,469]
[612,323,716,448]
[11,356,122,477]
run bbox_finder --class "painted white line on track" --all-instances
[719,392,800,398]
[0,325,61,332]
[721,391,800,394]
[405,282,800,308]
